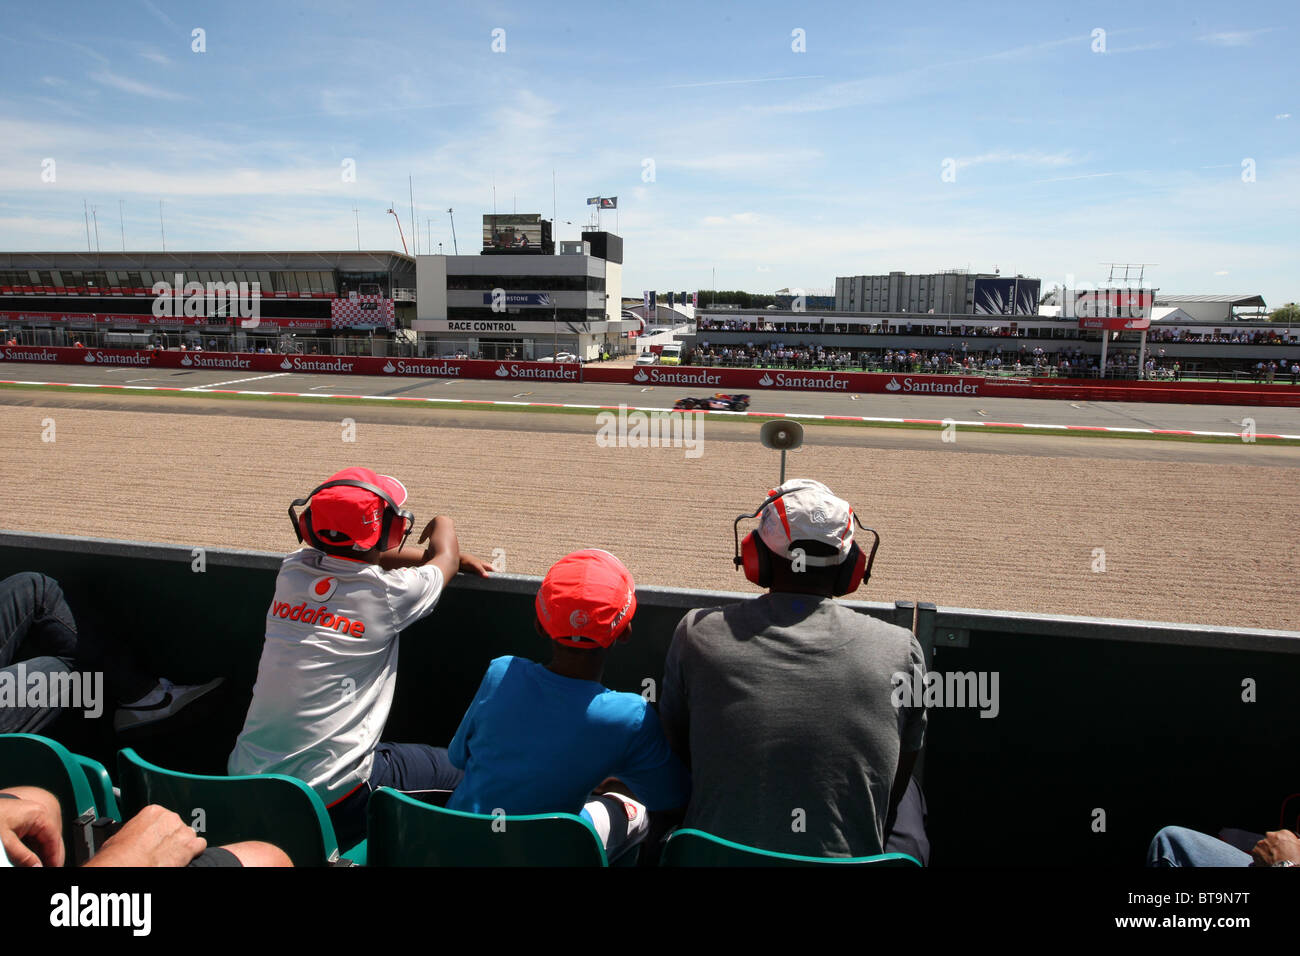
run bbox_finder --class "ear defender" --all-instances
[734,489,881,595]
[833,541,869,596]
[287,480,415,555]
[739,531,773,587]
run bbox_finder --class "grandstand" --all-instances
[690,307,1297,380]
[0,250,412,354]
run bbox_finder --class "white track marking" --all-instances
[185,372,290,390]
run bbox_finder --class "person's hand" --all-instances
[0,795,65,868]
[458,552,495,577]
[1250,830,1300,867]
[85,805,206,868]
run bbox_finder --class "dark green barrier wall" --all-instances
[4,532,1298,866]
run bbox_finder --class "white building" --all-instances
[412,232,633,360]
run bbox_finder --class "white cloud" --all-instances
[1277,113,1292,120]
[139,50,172,66]
[955,150,1078,171]
[138,0,180,32]
[89,70,187,101]
[1199,29,1276,47]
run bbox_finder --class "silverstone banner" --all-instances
[2,346,1296,406]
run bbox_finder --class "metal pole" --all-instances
[119,200,125,250]
[159,200,166,251]
[409,175,417,255]
[780,448,787,485]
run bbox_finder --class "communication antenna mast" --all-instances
[1101,263,1158,286]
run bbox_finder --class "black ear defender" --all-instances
[733,489,881,596]
[287,479,414,556]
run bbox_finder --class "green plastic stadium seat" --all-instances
[660,828,922,867]
[75,752,120,820]
[0,733,104,864]
[366,787,610,866]
[116,748,363,867]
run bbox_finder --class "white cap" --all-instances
[756,478,855,567]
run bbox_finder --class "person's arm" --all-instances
[378,539,494,578]
[658,615,692,766]
[611,704,692,812]
[0,788,64,868]
[886,635,928,828]
[83,805,207,868]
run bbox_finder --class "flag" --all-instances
[600,197,617,209]
[586,197,601,205]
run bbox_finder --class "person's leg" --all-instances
[324,783,371,854]
[0,572,157,708]
[0,572,79,666]
[326,742,466,850]
[0,655,79,734]
[370,742,465,794]
[581,792,649,863]
[1146,826,1252,867]
[214,841,293,867]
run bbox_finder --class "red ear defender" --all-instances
[834,541,869,596]
[740,531,772,588]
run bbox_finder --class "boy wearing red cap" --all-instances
[446,549,690,861]
[229,467,493,849]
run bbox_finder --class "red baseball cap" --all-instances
[535,549,637,649]
[309,467,408,550]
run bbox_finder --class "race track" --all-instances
[1,364,1296,632]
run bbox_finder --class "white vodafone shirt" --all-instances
[228,547,444,805]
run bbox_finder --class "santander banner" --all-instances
[2,347,1296,406]
[0,346,583,381]
[584,364,996,396]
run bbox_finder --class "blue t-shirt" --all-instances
[447,656,690,815]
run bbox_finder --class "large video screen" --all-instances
[973,277,1041,315]
[483,214,544,251]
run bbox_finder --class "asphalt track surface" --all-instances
[5,361,1300,439]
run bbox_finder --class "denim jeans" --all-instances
[1146,826,1252,867]
[0,573,81,733]
[0,572,151,733]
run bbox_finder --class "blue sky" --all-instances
[1,0,1296,304]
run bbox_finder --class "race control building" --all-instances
[413,229,635,360]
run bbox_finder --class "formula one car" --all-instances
[673,393,751,411]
